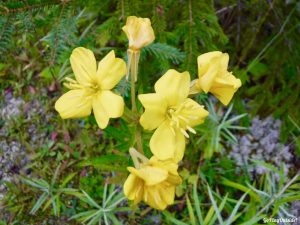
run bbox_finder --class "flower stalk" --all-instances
[128,50,144,154]
[127,49,140,82]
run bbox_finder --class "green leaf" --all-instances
[22,177,49,191]
[239,214,267,225]
[221,178,261,202]
[30,192,48,215]
[82,210,102,224]
[187,195,196,225]
[225,191,248,225]
[248,60,268,79]
[163,211,189,225]
[208,193,228,225]
[78,154,128,172]
[193,182,204,225]
[251,160,282,175]
[206,184,224,225]
[39,67,53,81]
[70,210,98,220]
[276,195,300,204]
[60,172,77,188]
[107,214,122,225]
[203,206,215,225]
[82,190,101,209]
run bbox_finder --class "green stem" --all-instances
[136,125,143,154]
[130,63,137,113]
[128,49,143,154]
[122,106,136,123]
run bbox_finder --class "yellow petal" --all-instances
[159,184,175,205]
[92,91,124,129]
[92,93,109,129]
[189,79,201,95]
[128,166,168,186]
[197,51,222,66]
[154,69,190,106]
[180,98,209,127]
[123,174,139,200]
[149,156,179,175]
[97,50,126,90]
[144,186,167,210]
[210,74,242,105]
[124,171,144,204]
[70,47,97,85]
[198,57,219,93]
[122,16,155,50]
[99,90,124,118]
[150,121,185,162]
[220,53,229,71]
[55,89,92,119]
[138,93,167,130]
[167,174,182,185]
[133,184,144,204]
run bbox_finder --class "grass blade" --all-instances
[193,182,204,224]
[30,192,48,215]
[163,211,189,225]
[225,191,248,225]
[239,214,267,225]
[207,184,224,225]
[82,190,101,209]
[186,195,196,225]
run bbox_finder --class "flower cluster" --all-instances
[124,148,181,210]
[54,16,241,210]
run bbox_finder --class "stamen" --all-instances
[69,83,85,89]
[178,115,189,123]
[63,83,73,89]
[188,115,198,120]
[82,83,95,88]
[186,126,196,134]
[65,77,77,83]
[170,126,176,136]
[176,104,184,111]
[180,128,189,138]
[173,117,180,128]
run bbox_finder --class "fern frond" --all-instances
[42,4,77,66]
[0,0,62,15]
[0,16,15,58]
[142,43,185,65]
[94,16,119,47]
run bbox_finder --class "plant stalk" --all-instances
[128,49,143,154]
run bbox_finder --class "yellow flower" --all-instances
[124,153,181,210]
[190,51,242,105]
[122,16,155,51]
[55,47,126,129]
[138,69,209,162]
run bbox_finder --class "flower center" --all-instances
[64,77,101,94]
[166,104,197,138]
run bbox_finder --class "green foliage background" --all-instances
[0,0,300,224]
